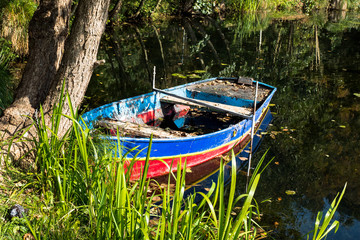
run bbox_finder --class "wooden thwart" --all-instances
[237,77,254,85]
[160,95,252,116]
[97,119,194,139]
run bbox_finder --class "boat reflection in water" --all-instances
[153,108,273,203]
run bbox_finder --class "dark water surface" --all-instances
[84,11,360,239]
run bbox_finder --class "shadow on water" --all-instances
[82,10,360,240]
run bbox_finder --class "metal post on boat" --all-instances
[246,81,258,192]
[153,66,156,89]
[153,66,157,124]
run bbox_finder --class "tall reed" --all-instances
[306,183,347,240]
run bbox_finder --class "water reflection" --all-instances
[85,12,360,239]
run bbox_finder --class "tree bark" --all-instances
[42,0,111,138]
[0,0,72,164]
[0,0,111,166]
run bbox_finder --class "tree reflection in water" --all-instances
[85,11,360,239]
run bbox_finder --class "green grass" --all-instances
[0,94,346,239]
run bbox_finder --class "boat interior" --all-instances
[95,78,272,138]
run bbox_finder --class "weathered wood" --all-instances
[187,79,271,102]
[237,77,254,85]
[97,120,194,139]
[160,95,252,116]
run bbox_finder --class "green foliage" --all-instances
[0,38,16,70]
[193,0,214,15]
[226,0,260,12]
[301,0,329,13]
[0,38,16,115]
[0,0,37,55]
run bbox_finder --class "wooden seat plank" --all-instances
[160,95,252,116]
[97,119,194,139]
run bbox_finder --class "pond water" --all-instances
[85,11,360,239]
[1,10,359,239]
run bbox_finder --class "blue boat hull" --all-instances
[82,77,276,179]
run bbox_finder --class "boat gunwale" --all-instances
[83,77,276,143]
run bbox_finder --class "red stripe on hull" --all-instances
[127,135,246,180]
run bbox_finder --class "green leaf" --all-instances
[171,73,187,78]
[354,93,360,97]
[187,74,201,79]
[285,190,296,195]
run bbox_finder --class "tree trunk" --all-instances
[0,0,72,164]
[329,0,347,10]
[179,0,195,15]
[0,0,111,166]
[108,0,123,21]
[130,0,146,19]
[41,0,111,138]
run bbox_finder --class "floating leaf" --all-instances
[339,125,346,128]
[285,190,296,195]
[239,157,248,161]
[354,93,360,97]
[194,69,206,73]
[221,63,228,66]
[271,131,281,135]
[187,74,201,79]
[171,73,187,78]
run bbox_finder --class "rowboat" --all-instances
[82,77,276,180]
